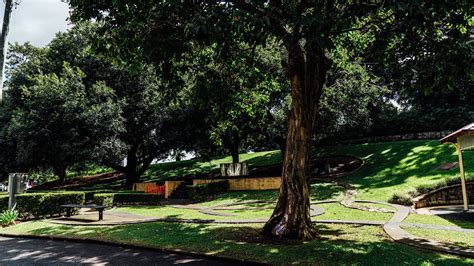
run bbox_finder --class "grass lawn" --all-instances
[112,202,393,222]
[2,221,472,265]
[402,226,474,250]
[405,213,474,229]
[142,140,472,201]
[143,150,282,182]
[315,140,473,201]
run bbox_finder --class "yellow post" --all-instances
[456,140,469,211]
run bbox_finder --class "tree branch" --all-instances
[229,0,288,38]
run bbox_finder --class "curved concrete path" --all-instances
[382,203,474,258]
[0,236,239,265]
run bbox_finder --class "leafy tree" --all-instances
[68,0,472,239]
[316,58,388,142]
[190,42,286,163]
[7,64,121,182]
[6,23,187,186]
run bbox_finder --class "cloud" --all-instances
[5,0,71,47]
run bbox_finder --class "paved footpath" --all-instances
[0,236,241,266]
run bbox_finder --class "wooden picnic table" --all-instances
[60,204,107,221]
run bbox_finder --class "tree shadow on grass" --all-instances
[25,222,473,265]
[436,212,474,229]
[316,140,473,199]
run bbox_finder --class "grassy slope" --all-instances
[142,150,282,182]
[315,140,473,201]
[143,140,472,201]
[2,221,472,265]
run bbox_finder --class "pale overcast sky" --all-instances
[3,0,71,47]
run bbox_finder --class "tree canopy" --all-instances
[66,0,473,240]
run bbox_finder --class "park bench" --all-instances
[60,204,107,221]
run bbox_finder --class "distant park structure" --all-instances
[441,123,474,211]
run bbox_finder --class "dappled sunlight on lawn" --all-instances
[315,140,472,201]
[2,221,472,264]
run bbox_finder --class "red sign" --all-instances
[145,184,165,194]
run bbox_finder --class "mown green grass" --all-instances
[141,140,472,201]
[2,221,472,265]
[403,226,474,250]
[143,150,282,182]
[405,213,474,229]
[315,140,473,201]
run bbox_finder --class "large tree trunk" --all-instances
[0,0,13,101]
[262,44,331,240]
[54,165,67,183]
[230,145,239,163]
[124,146,140,188]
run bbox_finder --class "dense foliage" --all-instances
[187,180,230,202]
[0,209,18,226]
[93,192,161,206]
[1,23,191,184]
[14,192,85,219]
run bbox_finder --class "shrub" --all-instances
[15,192,85,219]
[208,180,230,194]
[187,180,229,202]
[0,209,18,226]
[113,193,161,205]
[94,193,161,206]
[93,193,114,207]
[388,193,413,206]
[187,184,209,202]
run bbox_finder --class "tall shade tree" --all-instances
[68,0,472,239]
[7,64,122,182]
[6,23,187,186]
[0,0,16,100]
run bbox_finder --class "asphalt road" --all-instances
[0,236,241,265]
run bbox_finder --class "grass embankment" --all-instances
[315,140,473,201]
[2,221,472,265]
[143,150,281,182]
[36,140,473,199]
[143,140,472,201]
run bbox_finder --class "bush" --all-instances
[0,209,18,226]
[187,184,209,202]
[93,193,114,207]
[15,192,85,219]
[94,193,161,206]
[187,180,229,202]
[388,193,413,206]
[113,193,161,205]
[208,180,230,194]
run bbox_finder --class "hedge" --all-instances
[15,192,85,219]
[187,180,229,202]
[94,193,161,206]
